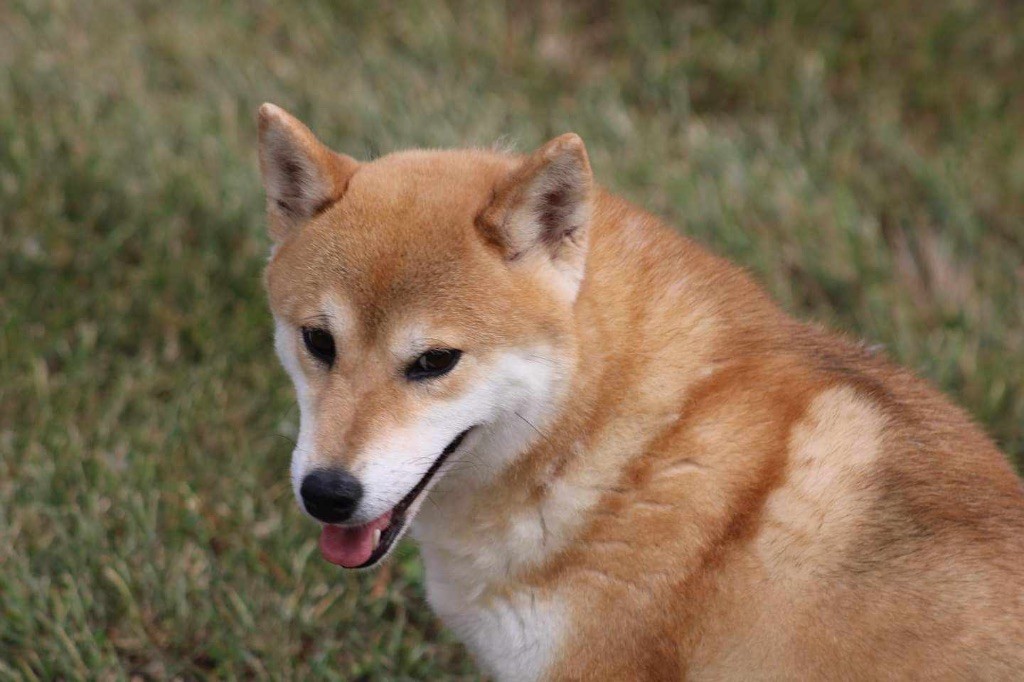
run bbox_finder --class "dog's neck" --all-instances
[412,192,734,592]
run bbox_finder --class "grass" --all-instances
[1,0,1021,678]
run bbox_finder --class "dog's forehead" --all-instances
[265,150,518,333]
[348,148,516,210]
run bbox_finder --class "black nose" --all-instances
[300,469,363,524]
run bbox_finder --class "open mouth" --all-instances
[318,428,472,569]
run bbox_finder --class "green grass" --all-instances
[1,0,1022,678]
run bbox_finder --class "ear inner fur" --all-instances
[257,103,359,242]
[478,133,593,262]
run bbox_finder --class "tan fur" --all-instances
[260,104,1024,680]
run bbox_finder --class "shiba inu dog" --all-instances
[258,103,1024,681]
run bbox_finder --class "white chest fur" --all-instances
[404,365,589,681]
[418,545,568,682]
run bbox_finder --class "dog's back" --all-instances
[533,193,1024,679]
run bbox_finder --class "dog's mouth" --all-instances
[318,428,472,569]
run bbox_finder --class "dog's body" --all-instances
[258,104,1024,681]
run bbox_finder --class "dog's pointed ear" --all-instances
[479,133,593,301]
[257,103,359,242]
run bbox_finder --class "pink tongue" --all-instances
[319,511,393,568]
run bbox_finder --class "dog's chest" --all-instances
[419,548,569,682]
[411,465,596,680]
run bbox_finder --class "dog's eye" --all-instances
[407,349,461,381]
[301,327,336,366]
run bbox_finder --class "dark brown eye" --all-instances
[407,349,462,381]
[301,327,335,366]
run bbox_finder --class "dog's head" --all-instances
[258,104,593,568]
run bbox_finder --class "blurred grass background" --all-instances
[1,0,1022,678]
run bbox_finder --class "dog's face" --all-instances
[259,105,593,568]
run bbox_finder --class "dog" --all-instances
[257,103,1024,681]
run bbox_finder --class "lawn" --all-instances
[1,0,1021,678]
